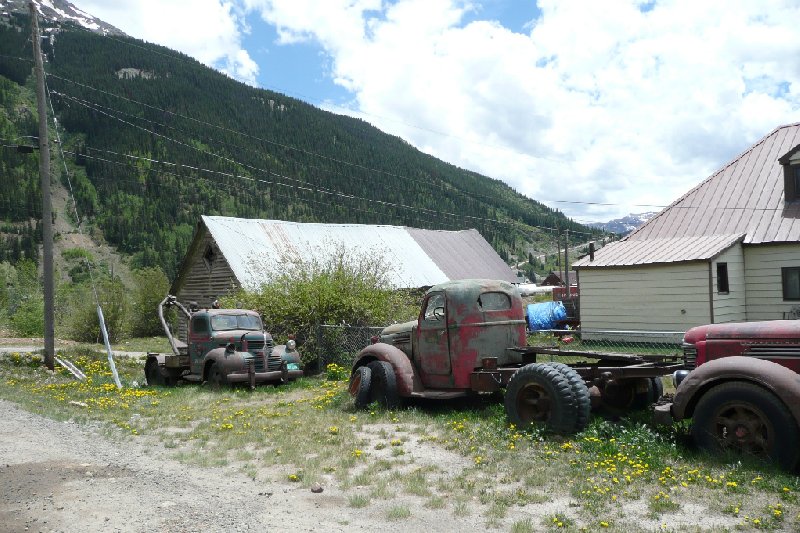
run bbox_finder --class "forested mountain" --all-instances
[0,8,601,280]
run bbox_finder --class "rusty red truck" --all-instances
[144,295,302,388]
[349,279,684,434]
[655,321,800,470]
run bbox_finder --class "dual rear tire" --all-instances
[504,362,591,435]
[349,361,400,409]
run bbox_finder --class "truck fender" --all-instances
[272,344,302,366]
[202,347,246,380]
[673,356,800,428]
[352,343,420,396]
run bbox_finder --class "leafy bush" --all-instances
[225,246,418,367]
[59,277,129,343]
[9,293,43,336]
[128,267,170,337]
[3,260,44,336]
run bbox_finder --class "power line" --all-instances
[48,90,599,237]
[60,149,463,232]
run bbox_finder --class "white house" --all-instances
[573,122,800,332]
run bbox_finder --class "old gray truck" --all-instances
[145,295,302,388]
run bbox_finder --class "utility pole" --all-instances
[30,1,55,370]
[563,229,570,291]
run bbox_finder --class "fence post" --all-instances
[315,322,324,375]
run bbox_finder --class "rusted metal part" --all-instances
[671,356,800,427]
[353,343,421,395]
[684,320,800,374]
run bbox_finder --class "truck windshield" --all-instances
[211,314,262,331]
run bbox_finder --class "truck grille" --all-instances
[682,344,697,369]
[244,353,266,372]
[267,353,283,372]
[745,344,800,359]
[243,339,273,372]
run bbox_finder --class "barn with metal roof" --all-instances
[573,122,800,332]
[171,216,517,309]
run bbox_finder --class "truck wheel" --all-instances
[601,378,653,411]
[349,366,372,409]
[546,362,591,432]
[692,382,800,470]
[367,361,400,409]
[208,362,228,391]
[650,377,664,403]
[504,363,578,435]
[145,359,164,387]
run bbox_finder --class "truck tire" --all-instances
[504,363,578,435]
[208,362,228,391]
[601,378,653,411]
[546,362,591,432]
[650,377,664,403]
[349,366,372,409]
[367,361,400,409]
[692,381,800,471]
[145,358,164,387]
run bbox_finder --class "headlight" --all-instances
[287,339,296,351]
[287,362,300,371]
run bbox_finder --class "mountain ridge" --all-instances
[0,1,602,280]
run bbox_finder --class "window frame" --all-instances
[782,267,800,301]
[716,262,729,295]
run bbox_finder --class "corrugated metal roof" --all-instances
[202,216,517,289]
[407,228,517,282]
[575,123,800,268]
[573,234,745,267]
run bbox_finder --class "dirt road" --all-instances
[0,399,501,533]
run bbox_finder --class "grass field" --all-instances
[1,349,799,532]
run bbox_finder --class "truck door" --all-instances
[189,315,210,373]
[417,292,452,382]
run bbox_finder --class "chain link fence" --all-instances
[528,329,684,362]
[311,324,384,374]
[306,325,685,373]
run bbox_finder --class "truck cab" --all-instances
[375,279,527,390]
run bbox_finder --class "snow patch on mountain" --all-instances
[588,211,658,235]
[3,0,124,36]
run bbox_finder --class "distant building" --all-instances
[171,216,517,309]
[541,271,576,287]
[573,123,800,332]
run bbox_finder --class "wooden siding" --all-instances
[175,231,241,337]
[711,244,747,323]
[744,243,800,320]
[578,262,712,331]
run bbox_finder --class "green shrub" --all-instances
[59,277,129,343]
[128,267,170,337]
[224,246,418,366]
[9,293,44,336]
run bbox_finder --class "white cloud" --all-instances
[70,0,259,85]
[244,0,800,221]
[68,0,800,222]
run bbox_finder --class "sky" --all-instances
[67,0,800,223]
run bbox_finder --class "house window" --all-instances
[794,167,800,197]
[782,267,800,300]
[716,263,729,294]
[203,245,216,270]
